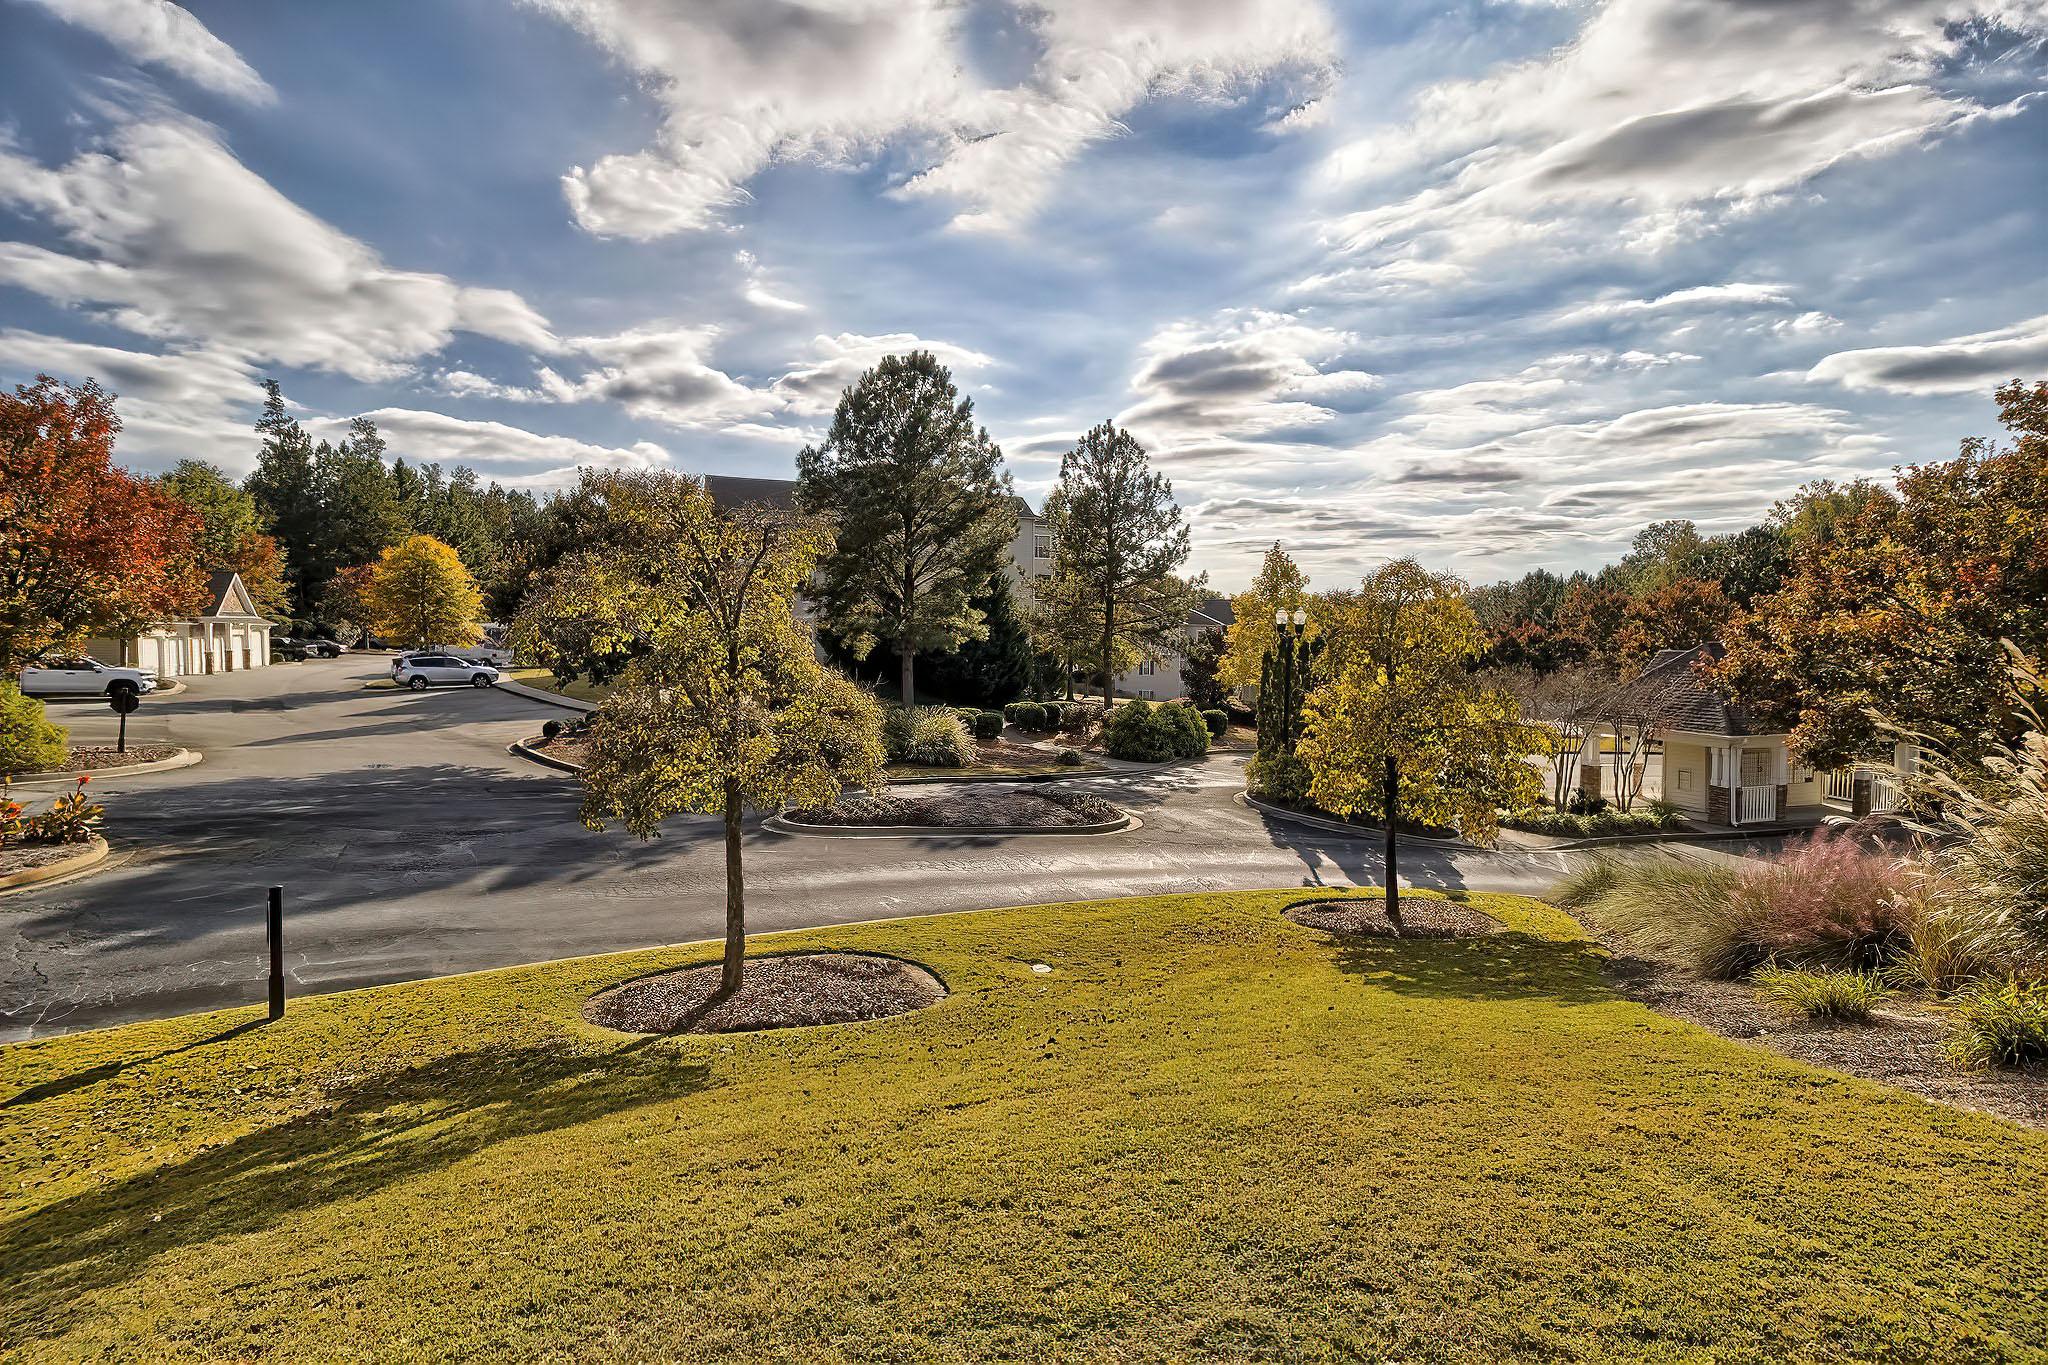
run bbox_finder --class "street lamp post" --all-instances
[1273,607,1308,755]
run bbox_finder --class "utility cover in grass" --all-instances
[585,953,945,1034]
[1286,896,1500,939]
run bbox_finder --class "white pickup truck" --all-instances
[19,658,158,700]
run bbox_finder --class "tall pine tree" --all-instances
[796,351,1017,705]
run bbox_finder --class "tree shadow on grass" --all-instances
[1315,927,1613,1006]
[2,1016,268,1110]
[0,1040,715,1345]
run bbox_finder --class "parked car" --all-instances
[302,639,345,658]
[20,658,157,700]
[393,655,500,690]
[392,643,511,669]
[273,637,310,662]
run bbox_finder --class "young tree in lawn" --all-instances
[511,473,886,996]
[1221,542,1313,691]
[156,459,289,616]
[1043,421,1204,709]
[1716,380,2048,767]
[363,535,484,651]
[796,351,1018,706]
[1296,559,1544,929]
[0,376,206,670]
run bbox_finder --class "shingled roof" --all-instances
[1594,642,1758,736]
[702,474,799,511]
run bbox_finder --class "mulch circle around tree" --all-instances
[584,952,946,1035]
[1285,897,1502,939]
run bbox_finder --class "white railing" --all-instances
[1736,784,1777,825]
[1823,767,1901,814]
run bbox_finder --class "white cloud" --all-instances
[539,323,780,428]
[1556,282,1799,325]
[1807,313,2048,393]
[23,0,273,103]
[1117,308,1380,451]
[328,408,673,488]
[0,121,559,381]
[1313,0,2041,285]
[768,331,997,416]
[0,327,258,469]
[527,0,1338,238]
[734,250,806,312]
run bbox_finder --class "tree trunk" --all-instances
[720,777,746,997]
[899,645,915,708]
[1383,753,1401,933]
[1100,599,1117,711]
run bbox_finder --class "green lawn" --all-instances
[3,889,2044,1360]
[501,666,614,704]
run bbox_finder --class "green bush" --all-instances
[1753,968,1890,1024]
[0,683,68,776]
[1055,747,1084,767]
[1101,700,1171,762]
[971,710,1004,742]
[1503,805,1680,838]
[1004,701,1048,730]
[1156,704,1210,760]
[1200,708,1227,739]
[1945,978,2048,1070]
[883,706,974,768]
[1246,753,1312,805]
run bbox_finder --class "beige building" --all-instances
[90,570,275,679]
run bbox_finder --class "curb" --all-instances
[1237,791,1473,848]
[494,679,597,713]
[508,739,584,775]
[8,748,203,786]
[1514,821,1856,851]
[763,809,1135,839]
[0,836,110,893]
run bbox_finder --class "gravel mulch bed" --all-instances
[27,745,181,773]
[0,843,94,878]
[585,952,944,1034]
[532,734,592,767]
[790,786,1121,829]
[1285,897,1502,939]
[1580,920,2048,1130]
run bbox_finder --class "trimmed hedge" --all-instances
[1003,701,1051,731]
[1503,805,1683,838]
[0,683,67,775]
[1199,708,1227,739]
[971,710,1004,742]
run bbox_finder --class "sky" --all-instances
[2,0,2045,591]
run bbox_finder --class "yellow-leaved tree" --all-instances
[364,535,483,651]
[512,472,885,996]
[1221,542,1313,691]
[1297,558,1546,928]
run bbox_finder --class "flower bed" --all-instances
[788,787,1120,830]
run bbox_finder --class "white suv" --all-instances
[393,655,500,690]
[19,658,157,700]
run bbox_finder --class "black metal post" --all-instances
[267,885,284,1020]
[117,709,127,755]
[1276,627,1293,757]
[1383,754,1400,931]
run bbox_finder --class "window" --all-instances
[1137,661,1155,676]
[1676,770,1694,792]
[1033,535,1051,559]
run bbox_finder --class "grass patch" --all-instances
[3,889,2045,1360]
[1753,967,1891,1024]
[1946,977,2048,1071]
[501,667,613,704]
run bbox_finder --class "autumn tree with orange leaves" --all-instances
[0,377,206,670]
[1715,380,2048,767]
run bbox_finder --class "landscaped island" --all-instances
[4,889,2041,1359]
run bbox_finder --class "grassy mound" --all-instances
[3,889,2044,1360]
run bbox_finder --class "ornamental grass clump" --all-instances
[1753,967,1891,1024]
[883,706,974,768]
[1944,978,2048,1070]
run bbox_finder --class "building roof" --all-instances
[1008,493,1039,520]
[1190,596,1235,630]
[1595,642,1759,736]
[197,569,265,620]
[702,474,799,511]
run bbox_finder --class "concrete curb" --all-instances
[9,748,203,786]
[763,808,1136,839]
[1237,791,1474,849]
[507,739,584,776]
[494,679,597,713]
[1506,821,1858,852]
[0,836,110,893]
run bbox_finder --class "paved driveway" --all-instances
[1,659,1575,1041]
